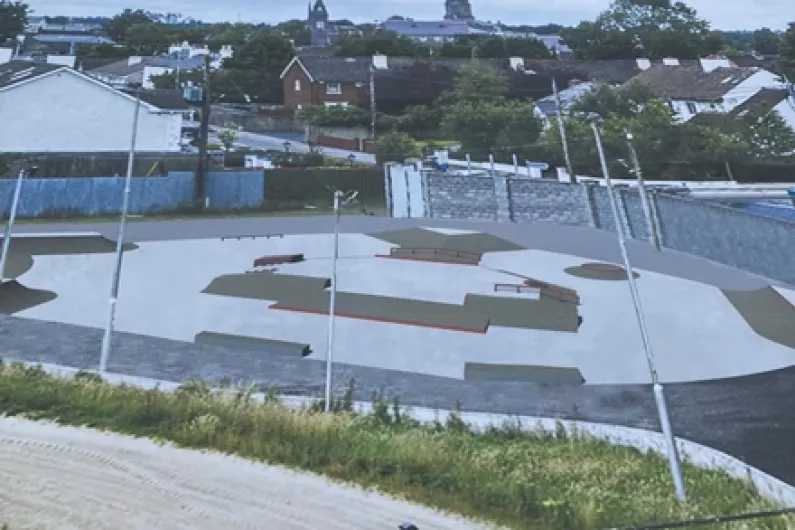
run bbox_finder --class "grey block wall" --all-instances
[423,173,795,286]
[426,173,497,221]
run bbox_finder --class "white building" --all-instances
[0,60,184,152]
[628,58,787,122]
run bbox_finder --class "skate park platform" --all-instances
[3,218,795,489]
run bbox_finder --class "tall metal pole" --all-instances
[196,54,211,208]
[552,77,574,181]
[591,120,687,502]
[0,168,26,282]
[324,190,342,413]
[369,63,377,143]
[625,130,661,251]
[99,89,141,375]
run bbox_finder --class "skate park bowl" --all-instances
[564,262,640,281]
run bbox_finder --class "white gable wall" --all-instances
[773,97,795,131]
[0,69,182,152]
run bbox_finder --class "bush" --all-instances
[298,105,370,127]
[0,363,788,530]
[373,132,420,164]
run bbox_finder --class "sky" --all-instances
[26,0,793,31]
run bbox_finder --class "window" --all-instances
[326,83,341,95]
[316,21,325,29]
[324,101,348,108]
[686,102,697,114]
[294,79,301,91]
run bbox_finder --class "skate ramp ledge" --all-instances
[0,280,57,314]
[254,254,305,267]
[1,235,137,255]
[723,286,795,350]
[463,294,581,332]
[464,363,585,385]
[202,273,331,301]
[565,263,640,281]
[194,332,312,357]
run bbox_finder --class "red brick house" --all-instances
[280,56,371,111]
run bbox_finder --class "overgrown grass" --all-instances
[0,362,790,529]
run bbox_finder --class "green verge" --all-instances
[0,363,789,530]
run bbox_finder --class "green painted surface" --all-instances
[463,294,580,332]
[368,228,524,254]
[202,273,330,302]
[194,331,312,357]
[2,236,137,256]
[723,287,795,350]
[0,281,57,314]
[464,362,585,384]
[564,264,639,281]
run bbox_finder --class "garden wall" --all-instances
[0,171,265,217]
[423,172,795,286]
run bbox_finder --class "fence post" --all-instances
[489,154,495,176]
[512,153,519,176]
[466,153,472,175]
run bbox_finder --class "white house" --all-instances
[84,56,150,88]
[627,58,786,122]
[0,61,184,152]
[168,40,233,68]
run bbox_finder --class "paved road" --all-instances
[6,215,795,487]
[227,129,376,164]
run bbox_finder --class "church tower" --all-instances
[308,0,331,46]
[444,0,474,21]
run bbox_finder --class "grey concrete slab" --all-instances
[464,363,585,385]
[0,281,57,314]
[194,331,312,357]
[201,273,330,302]
[15,216,778,290]
[565,263,640,281]
[2,235,137,255]
[463,294,580,332]
[722,287,795,350]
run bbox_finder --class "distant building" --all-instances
[306,0,361,47]
[444,0,474,21]
[382,20,471,45]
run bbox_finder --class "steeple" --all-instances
[444,0,474,21]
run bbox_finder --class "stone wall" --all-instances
[423,173,795,286]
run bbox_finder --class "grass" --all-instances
[12,207,386,225]
[0,362,790,530]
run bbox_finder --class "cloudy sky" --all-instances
[27,0,792,30]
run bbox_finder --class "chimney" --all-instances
[0,47,12,65]
[662,58,680,66]
[636,58,651,70]
[509,57,524,71]
[128,56,142,66]
[372,54,388,70]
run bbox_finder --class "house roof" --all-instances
[148,55,206,69]
[689,89,791,128]
[536,82,596,115]
[628,64,758,101]
[290,56,371,83]
[120,88,191,110]
[80,57,123,71]
[383,20,471,37]
[32,34,114,45]
[0,61,63,89]
[87,57,152,76]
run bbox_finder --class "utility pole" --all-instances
[99,87,142,375]
[590,117,686,503]
[0,164,35,283]
[552,77,574,182]
[195,54,211,209]
[369,63,377,143]
[625,130,661,251]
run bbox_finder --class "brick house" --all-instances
[280,56,370,111]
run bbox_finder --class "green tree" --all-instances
[561,0,721,59]
[393,105,444,139]
[752,28,781,56]
[780,22,795,79]
[125,21,172,55]
[571,81,657,119]
[373,132,419,164]
[103,9,156,42]
[333,32,424,57]
[220,30,295,103]
[0,0,27,42]
[150,68,205,90]
[274,19,311,47]
[217,128,238,152]
[439,64,541,158]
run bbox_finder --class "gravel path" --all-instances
[0,417,490,530]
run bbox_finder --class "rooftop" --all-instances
[0,61,62,89]
[86,57,152,76]
[628,64,758,101]
[120,88,191,110]
[383,20,471,37]
[294,56,371,83]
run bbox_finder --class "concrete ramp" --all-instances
[464,294,581,332]
[194,332,312,357]
[464,362,585,385]
[0,280,57,314]
[2,234,137,255]
[202,273,330,302]
[723,287,795,350]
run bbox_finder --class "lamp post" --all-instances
[0,164,38,283]
[324,188,358,413]
[625,130,661,251]
[98,87,142,375]
[588,116,687,502]
[283,140,291,155]
[347,153,356,167]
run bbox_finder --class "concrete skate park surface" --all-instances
[0,416,484,530]
[2,216,795,487]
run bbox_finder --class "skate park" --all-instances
[2,214,795,490]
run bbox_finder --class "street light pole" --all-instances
[99,88,142,375]
[0,166,30,282]
[324,189,358,413]
[625,130,661,251]
[590,119,687,502]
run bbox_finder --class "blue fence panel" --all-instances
[0,170,263,217]
[206,170,265,209]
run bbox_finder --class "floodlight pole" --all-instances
[590,120,687,502]
[99,88,141,375]
[324,190,343,412]
[625,130,661,251]
[0,168,27,283]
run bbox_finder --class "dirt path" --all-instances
[0,417,490,530]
